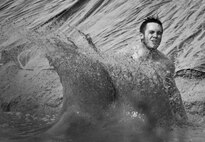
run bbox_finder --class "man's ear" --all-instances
[140,32,144,40]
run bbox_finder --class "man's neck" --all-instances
[132,42,152,61]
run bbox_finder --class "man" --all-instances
[132,17,187,123]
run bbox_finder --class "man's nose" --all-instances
[153,32,157,37]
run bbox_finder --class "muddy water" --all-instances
[0,112,54,136]
[0,112,205,142]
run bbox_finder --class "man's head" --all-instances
[139,17,163,50]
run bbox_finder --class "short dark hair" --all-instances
[139,17,163,33]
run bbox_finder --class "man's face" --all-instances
[140,22,163,50]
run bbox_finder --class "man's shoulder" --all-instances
[156,50,169,60]
[156,50,174,63]
[116,44,136,57]
[156,50,175,72]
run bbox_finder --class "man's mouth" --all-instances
[151,40,158,44]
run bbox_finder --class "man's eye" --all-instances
[150,31,155,34]
[157,32,162,35]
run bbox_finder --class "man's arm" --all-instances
[165,63,188,123]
